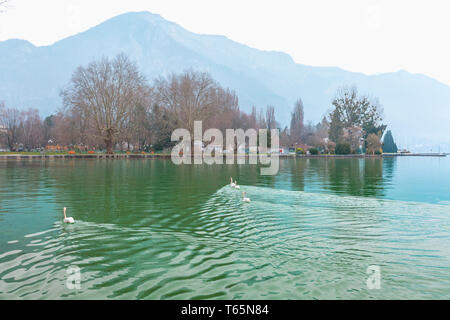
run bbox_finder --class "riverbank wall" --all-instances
[0,153,446,160]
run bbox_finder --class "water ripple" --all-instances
[1,184,449,299]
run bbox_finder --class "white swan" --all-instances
[230,177,236,188]
[242,192,251,203]
[234,180,240,189]
[63,207,75,224]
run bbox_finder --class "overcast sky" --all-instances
[1,0,449,86]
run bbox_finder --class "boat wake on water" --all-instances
[1,186,449,299]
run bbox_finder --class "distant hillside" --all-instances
[0,11,449,151]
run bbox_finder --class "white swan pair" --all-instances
[230,177,240,189]
[230,177,250,202]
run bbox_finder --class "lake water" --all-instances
[0,157,449,299]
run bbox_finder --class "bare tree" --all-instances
[257,108,266,129]
[153,70,244,151]
[154,71,220,135]
[265,105,276,129]
[51,111,79,147]
[279,126,290,147]
[21,108,43,150]
[0,102,23,150]
[61,54,149,153]
[290,99,304,145]
[366,133,382,155]
[206,86,240,133]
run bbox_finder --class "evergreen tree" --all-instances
[328,108,344,143]
[382,130,398,153]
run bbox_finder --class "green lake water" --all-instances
[0,157,449,299]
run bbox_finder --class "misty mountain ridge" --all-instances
[1,11,449,152]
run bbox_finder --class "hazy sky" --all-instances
[1,0,449,86]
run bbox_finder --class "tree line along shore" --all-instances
[1,53,400,156]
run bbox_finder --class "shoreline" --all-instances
[0,153,446,160]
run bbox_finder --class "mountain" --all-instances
[1,11,449,152]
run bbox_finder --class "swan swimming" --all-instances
[234,180,240,189]
[242,192,251,203]
[230,177,236,188]
[63,207,75,224]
